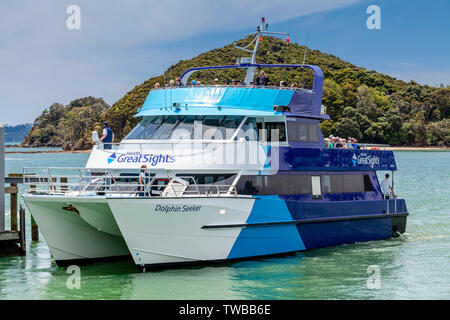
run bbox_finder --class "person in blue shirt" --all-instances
[100,122,114,150]
[138,165,150,197]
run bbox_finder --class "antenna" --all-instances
[170,67,173,108]
[302,30,309,66]
[164,68,167,109]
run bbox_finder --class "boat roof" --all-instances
[137,63,329,120]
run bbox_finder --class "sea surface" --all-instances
[0,151,449,299]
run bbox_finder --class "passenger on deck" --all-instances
[291,83,298,89]
[342,139,348,149]
[280,81,288,87]
[350,138,359,149]
[100,121,114,150]
[249,81,255,88]
[255,71,270,86]
[154,82,160,89]
[138,165,150,197]
[380,174,394,199]
[175,77,182,86]
[231,79,237,86]
[214,78,220,86]
[197,80,202,86]
[191,80,197,86]
[169,79,175,87]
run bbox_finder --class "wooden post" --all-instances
[31,215,39,242]
[10,181,18,231]
[0,123,5,233]
[19,205,26,253]
[29,184,39,241]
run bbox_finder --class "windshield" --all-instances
[124,115,258,141]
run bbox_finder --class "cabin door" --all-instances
[311,176,322,200]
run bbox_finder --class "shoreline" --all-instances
[4,146,449,154]
[385,146,449,151]
[5,149,91,154]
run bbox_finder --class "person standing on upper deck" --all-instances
[380,173,394,199]
[255,70,270,86]
[100,121,114,150]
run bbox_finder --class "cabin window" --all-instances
[202,116,224,139]
[311,176,322,199]
[236,174,311,195]
[287,121,320,143]
[237,117,258,141]
[149,116,179,139]
[236,173,374,196]
[126,116,251,140]
[124,116,164,140]
[364,175,374,192]
[321,174,373,193]
[170,116,201,139]
[259,122,287,142]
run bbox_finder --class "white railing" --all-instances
[324,143,389,151]
[22,167,238,198]
[151,84,313,92]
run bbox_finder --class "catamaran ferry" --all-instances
[22,19,408,271]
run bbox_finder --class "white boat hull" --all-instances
[22,195,130,266]
[107,196,306,269]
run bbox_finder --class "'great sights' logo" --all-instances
[352,153,380,168]
[107,153,117,164]
[107,152,175,166]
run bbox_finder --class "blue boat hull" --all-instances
[134,198,407,271]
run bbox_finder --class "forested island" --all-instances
[23,36,449,150]
[3,123,32,143]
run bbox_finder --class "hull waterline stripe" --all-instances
[202,212,409,229]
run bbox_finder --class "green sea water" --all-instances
[0,151,449,300]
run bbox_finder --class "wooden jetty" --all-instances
[0,123,38,256]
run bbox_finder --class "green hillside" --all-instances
[24,36,449,149]
[23,97,110,150]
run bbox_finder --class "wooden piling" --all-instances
[29,184,39,241]
[31,216,39,241]
[19,205,26,253]
[9,182,18,231]
[0,123,5,233]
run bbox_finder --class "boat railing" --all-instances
[151,84,313,93]
[98,141,390,153]
[22,167,238,198]
[324,143,390,151]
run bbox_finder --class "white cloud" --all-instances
[0,0,361,124]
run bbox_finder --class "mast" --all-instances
[233,17,290,84]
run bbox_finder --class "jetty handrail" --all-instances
[22,167,238,198]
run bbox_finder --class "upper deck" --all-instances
[137,62,327,120]
[138,85,328,120]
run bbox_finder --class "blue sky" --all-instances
[0,0,448,125]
